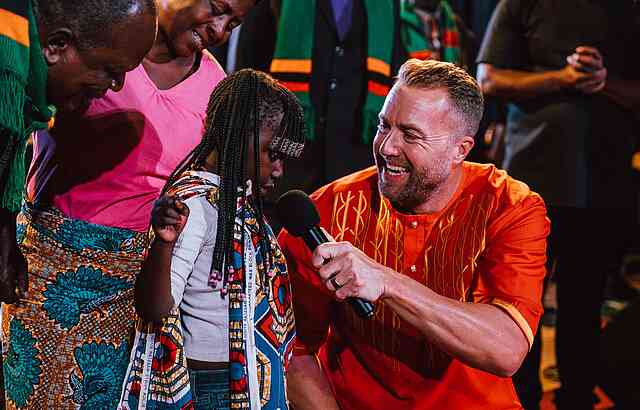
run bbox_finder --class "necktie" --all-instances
[330,0,353,41]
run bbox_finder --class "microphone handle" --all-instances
[302,226,375,319]
[348,298,375,319]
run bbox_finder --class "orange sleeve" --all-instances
[472,194,550,349]
[279,228,335,356]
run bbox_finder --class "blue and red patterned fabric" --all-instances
[119,170,296,409]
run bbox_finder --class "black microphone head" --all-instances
[276,190,320,237]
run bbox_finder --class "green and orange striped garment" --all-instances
[0,0,53,212]
[400,0,460,63]
[270,0,460,145]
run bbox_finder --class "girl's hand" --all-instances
[151,195,189,243]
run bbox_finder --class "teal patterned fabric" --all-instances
[3,320,42,408]
[2,202,147,409]
[43,266,131,329]
[26,202,143,253]
[70,341,130,409]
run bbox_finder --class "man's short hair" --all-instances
[397,59,484,136]
[33,0,156,50]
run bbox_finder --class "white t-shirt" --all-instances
[170,172,229,362]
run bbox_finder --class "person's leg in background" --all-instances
[512,331,543,410]
[512,204,560,410]
[554,207,628,409]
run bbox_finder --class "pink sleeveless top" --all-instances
[27,52,226,232]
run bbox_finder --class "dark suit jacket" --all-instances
[236,0,406,195]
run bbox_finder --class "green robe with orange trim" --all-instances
[0,0,53,212]
[270,0,395,144]
[270,0,461,145]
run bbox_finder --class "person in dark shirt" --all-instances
[476,1,640,408]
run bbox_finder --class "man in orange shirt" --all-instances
[279,59,550,409]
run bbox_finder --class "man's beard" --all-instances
[377,155,451,213]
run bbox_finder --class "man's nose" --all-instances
[378,129,402,157]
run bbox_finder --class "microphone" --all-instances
[276,190,375,319]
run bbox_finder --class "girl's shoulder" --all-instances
[167,170,220,204]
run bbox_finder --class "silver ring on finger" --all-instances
[330,276,343,290]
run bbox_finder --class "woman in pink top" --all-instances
[4,1,257,409]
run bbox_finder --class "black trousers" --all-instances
[598,297,640,409]
[512,327,543,410]
[513,206,630,410]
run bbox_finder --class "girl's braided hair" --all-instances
[162,69,305,289]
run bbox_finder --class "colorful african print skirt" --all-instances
[2,202,147,409]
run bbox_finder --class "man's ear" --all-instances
[41,27,74,65]
[454,135,475,164]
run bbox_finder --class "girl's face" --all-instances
[203,112,285,197]
[247,113,285,197]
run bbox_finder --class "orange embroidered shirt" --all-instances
[279,162,550,410]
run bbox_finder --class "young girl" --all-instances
[119,69,305,410]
